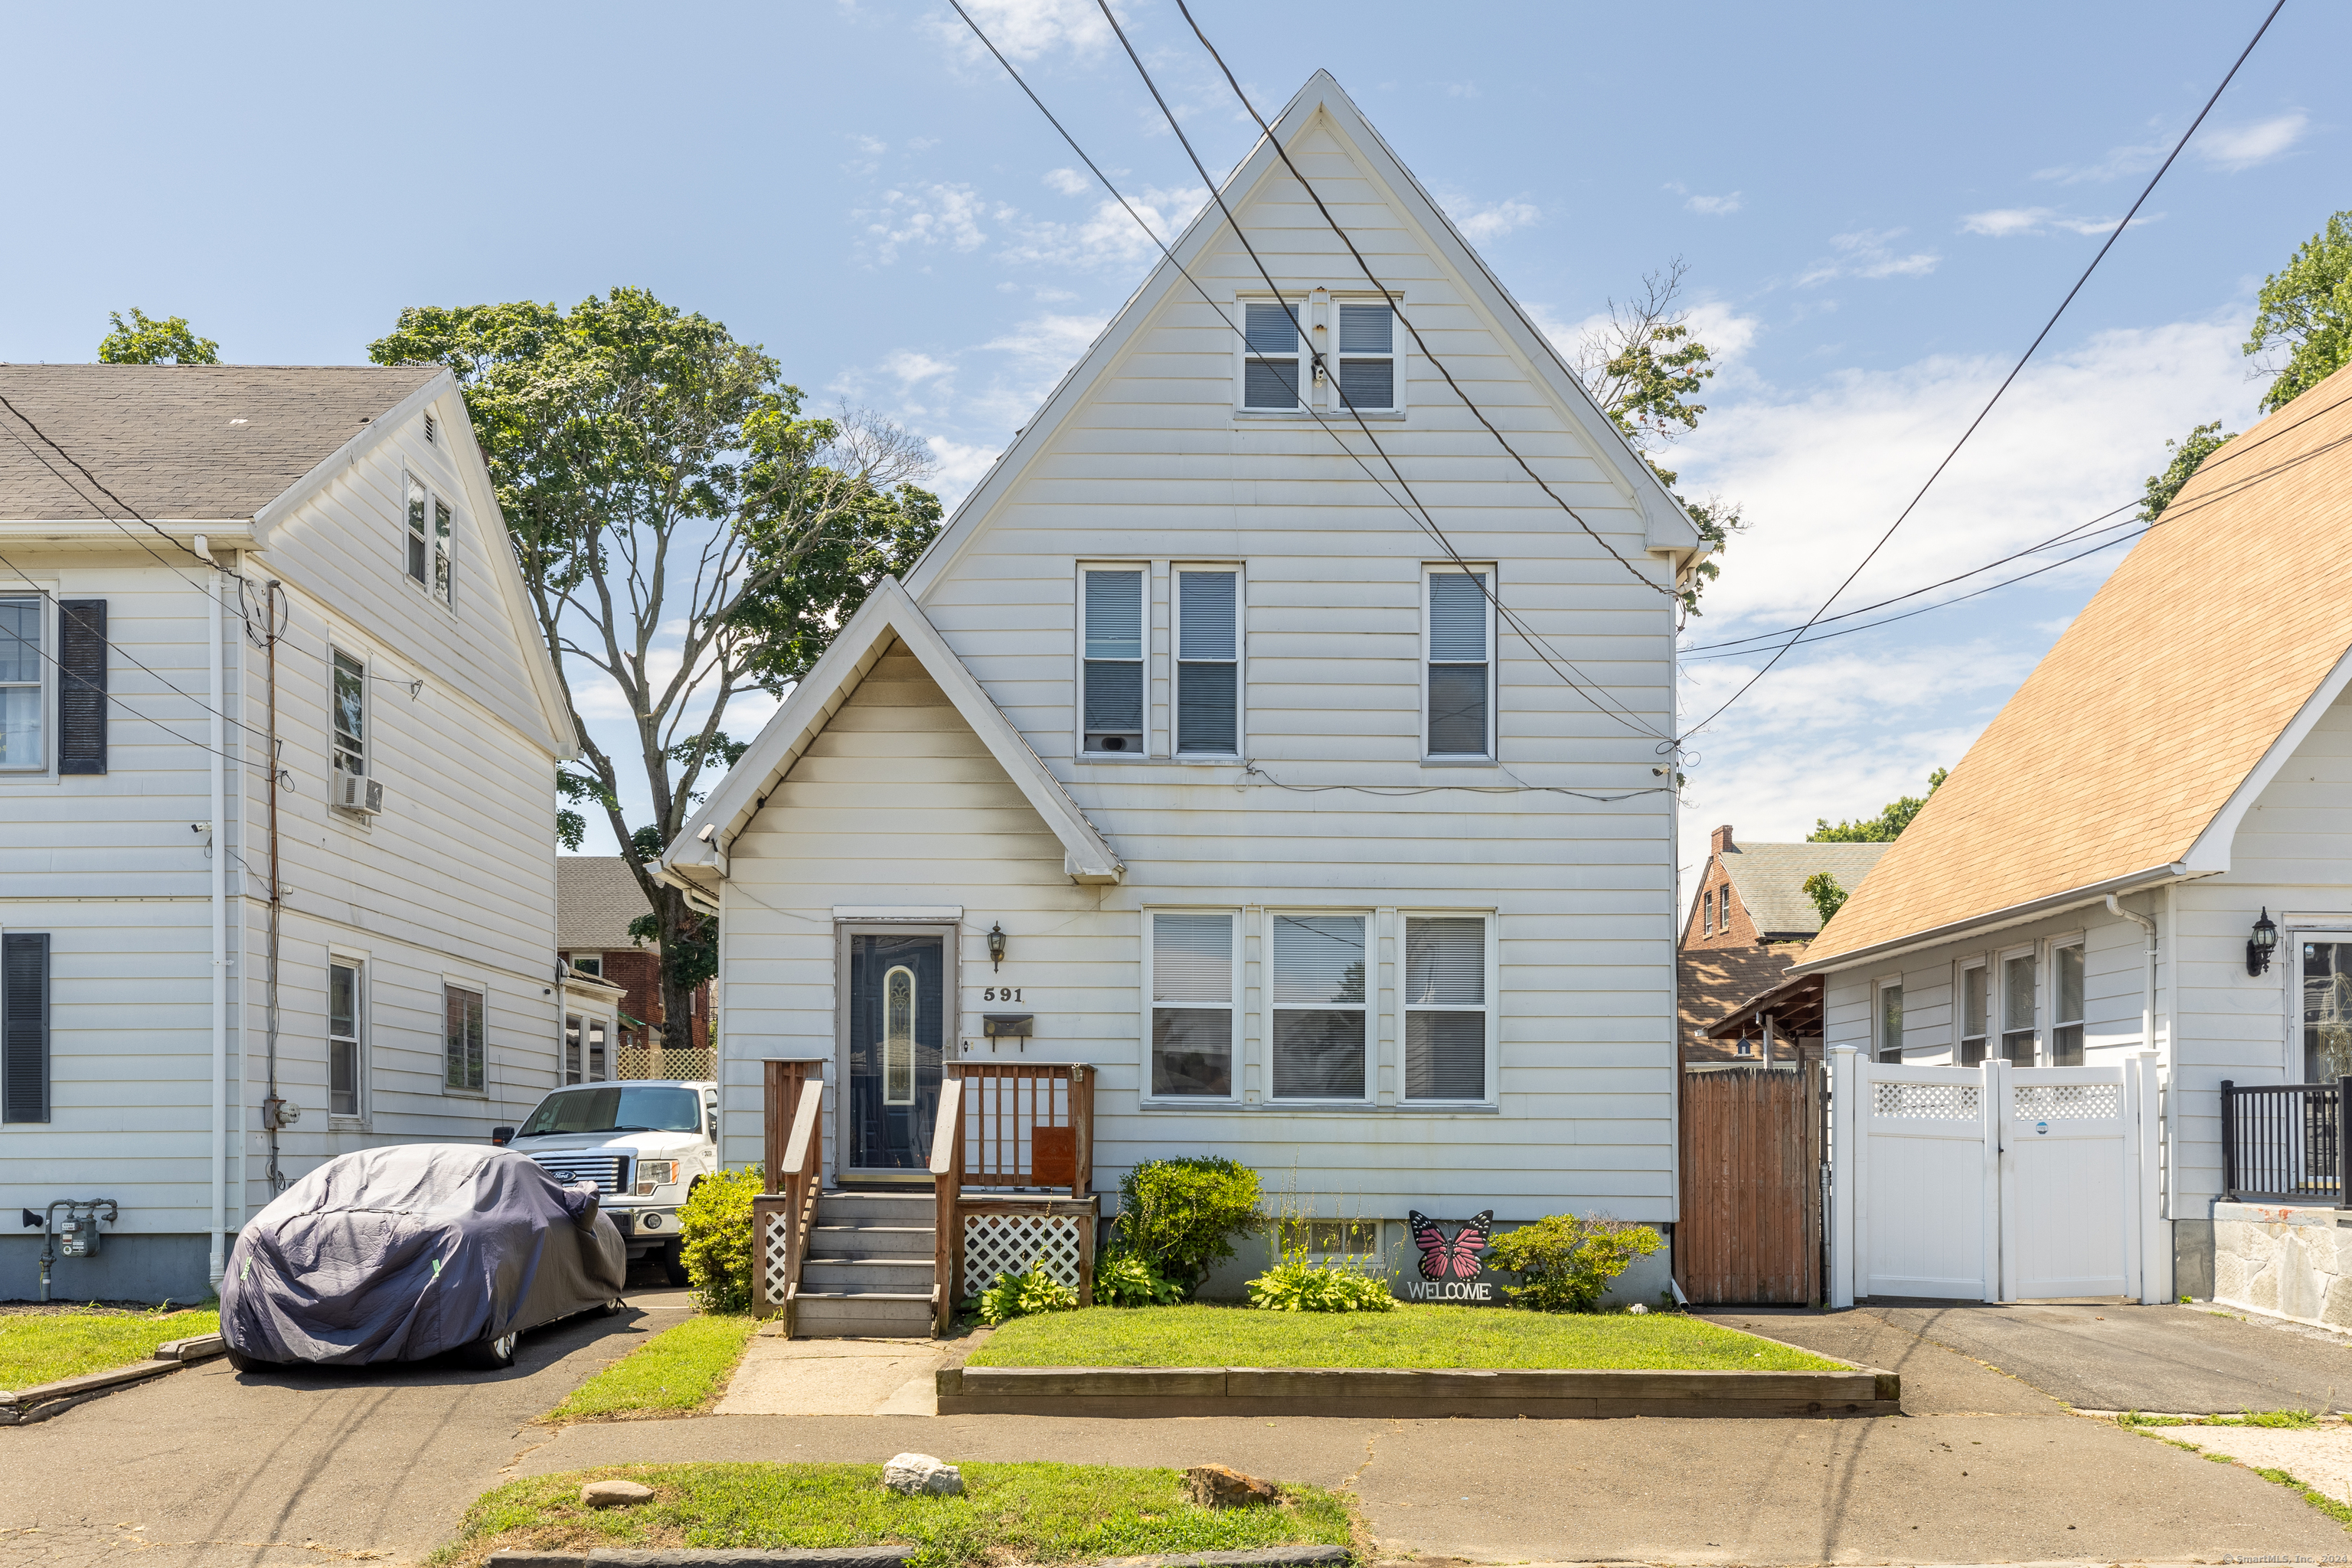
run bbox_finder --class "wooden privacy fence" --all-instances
[1677,1065,1823,1305]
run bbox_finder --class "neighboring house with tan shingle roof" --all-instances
[0,364,583,1305]
[1678,824,1891,1067]
[1787,361,2352,1299]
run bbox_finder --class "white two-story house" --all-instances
[658,73,1706,1308]
[0,364,577,1302]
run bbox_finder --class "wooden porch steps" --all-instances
[795,1189,939,1338]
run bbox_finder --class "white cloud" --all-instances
[997,184,1207,270]
[1043,167,1092,197]
[2196,110,2308,172]
[2034,137,2167,185]
[1685,191,1743,216]
[932,0,1111,61]
[858,183,996,263]
[1442,81,1482,99]
[882,351,955,386]
[924,436,1004,504]
[1960,207,2140,237]
[1798,228,1939,286]
[1451,198,1540,243]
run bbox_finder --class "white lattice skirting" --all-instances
[763,1208,792,1308]
[962,1212,1085,1298]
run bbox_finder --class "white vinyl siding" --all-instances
[1080,567,1145,754]
[1424,566,1494,759]
[1174,567,1240,756]
[1334,301,1396,412]
[1403,913,1491,1102]
[1146,910,1237,1099]
[1240,299,1305,411]
[1269,912,1370,1101]
[0,595,44,771]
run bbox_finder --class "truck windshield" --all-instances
[518,1085,702,1138]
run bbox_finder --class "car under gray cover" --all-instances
[221,1144,626,1367]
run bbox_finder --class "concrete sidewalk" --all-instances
[521,1310,2352,1565]
[713,1334,944,1416]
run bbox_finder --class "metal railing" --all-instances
[2222,1077,2350,1205]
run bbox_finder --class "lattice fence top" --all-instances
[1873,1082,1981,1120]
[961,1210,1085,1299]
[761,1207,792,1310]
[614,1046,716,1083]
[2014,1083,2121,1121]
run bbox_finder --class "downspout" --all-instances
[199,536,227,1288]
[263,582,284,1192]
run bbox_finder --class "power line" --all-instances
[946,0,1671,744]
[1675,0,2287,739]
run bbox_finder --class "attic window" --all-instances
[1334,302,1396,411]
[1241,301,1305,411]
[423,413,437,444]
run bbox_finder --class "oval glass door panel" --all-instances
[848,933,945,1170]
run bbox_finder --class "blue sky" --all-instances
[3,0,2339,879]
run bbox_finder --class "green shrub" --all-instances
[972,1259,1080,1325]
[678,1168,763,1315]
[1485,1214,1662,1313]
[1246,1257,1396,1313]
[1093,1249,1187,1308]
[1115,1157,1263,1290]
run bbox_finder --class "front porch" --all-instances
[750,1058,1099,1337]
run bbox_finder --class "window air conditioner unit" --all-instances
[332,768,384,815]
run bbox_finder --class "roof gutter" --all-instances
[1788,863,2200,977]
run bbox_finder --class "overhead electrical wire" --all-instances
[0,391,228,577]
[1669,0,2288,739]
[945,0,1674,753]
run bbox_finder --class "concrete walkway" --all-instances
[712,1331,944,1416]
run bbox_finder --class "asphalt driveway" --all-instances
[1709,1300,2352,1413]
[0,1275,694,1568]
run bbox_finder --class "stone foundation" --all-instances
[2213,1201,2352,1328]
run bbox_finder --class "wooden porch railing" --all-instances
[753,1059,826,1326]
[929,1062,1096,1334]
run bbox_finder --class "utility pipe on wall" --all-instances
[200,536,227,1288]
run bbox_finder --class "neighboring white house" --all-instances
[658,73,1706,1295]
[1788,360,2352,1309]
[0,364,577,1301]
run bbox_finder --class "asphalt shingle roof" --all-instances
[0,364,442,521]
[558,856,652,952]
[1721,841,1895,939]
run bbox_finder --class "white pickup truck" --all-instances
[495,1079,720,1285]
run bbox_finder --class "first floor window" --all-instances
[2,932,49,1123]
[1150,911,1235,1097]
[1958,961,1988,1067]
[586,1015,609,1082]
[1426,567,1493,758]
[2000,952,2036,1063]
[328,960,362,1116]
[2304,939,2352,1080]
[1082,567,1144,753]
[564,1014,584,1084]
[1405,915,1489,1101]
[0,595,44,771]
[2050,942,2085,1066]
[445,984,485,1091]
[1877,980,1903,1063]
[1272,913,1367,1099]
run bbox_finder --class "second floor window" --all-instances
[1703,888,1714,934]
[332,648,364,777]
[1175,568,1239,756]
[1082,567,1144,754]
[0,596,42,771]
[1426,567,1494,758]
[445,984,486,1092]
[329,960,362,1117]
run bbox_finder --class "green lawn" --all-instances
[967,1303,1844,1370]
[443,1462,1354,1568]
[0,1306,219,1390]
[544,1313,756,1422]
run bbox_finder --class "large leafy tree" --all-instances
[371,288,940,1040]
[2246,211,2352,413]
[100,309,219,364]
[2139,420,2235,523]
[1570,258,1746,613]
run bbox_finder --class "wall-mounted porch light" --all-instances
[988,921,1008,973]
[2248,907,2279,976]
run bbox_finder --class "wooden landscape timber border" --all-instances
[935,1361,1897,1419]
[0,1332,228,1426]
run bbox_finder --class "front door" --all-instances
[843,927,949,1173]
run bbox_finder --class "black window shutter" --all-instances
[57,599,106,776]
[2,933,49,1123]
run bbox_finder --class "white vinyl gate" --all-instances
[1828,1050,2164,1306]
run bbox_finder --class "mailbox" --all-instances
[982,1013,1034,1040]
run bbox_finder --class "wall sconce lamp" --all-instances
[2248,907,2279,976]
[988,921,1008,973]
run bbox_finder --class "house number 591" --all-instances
[982,986,1024,1001]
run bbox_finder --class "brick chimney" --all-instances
[1710,824,1736,856]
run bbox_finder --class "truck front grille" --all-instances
[530,1153,629,1194]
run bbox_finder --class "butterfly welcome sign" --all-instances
[1404,1210,1498,1303]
